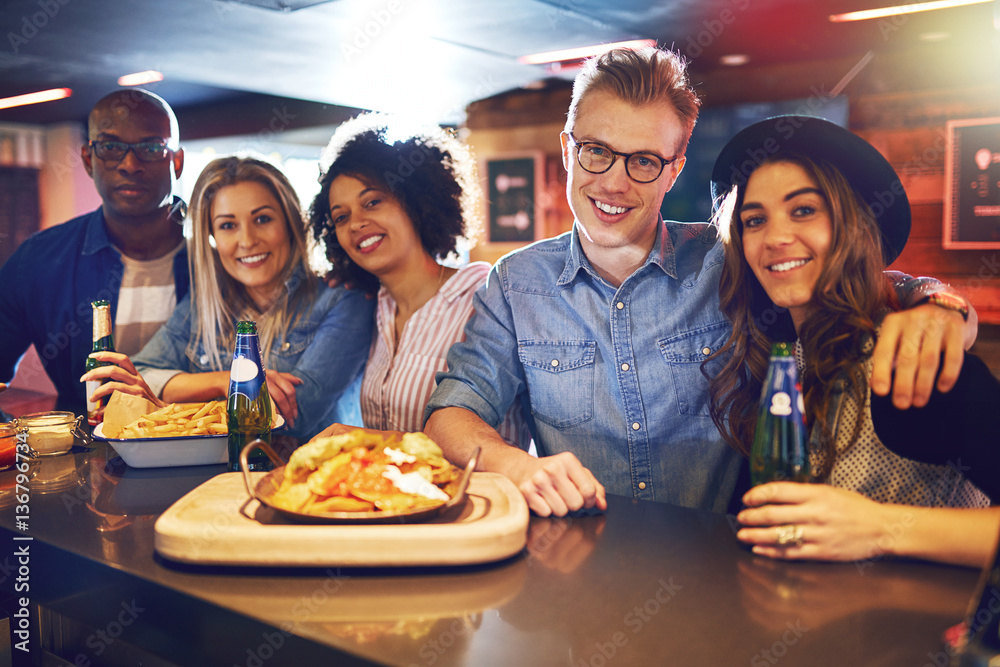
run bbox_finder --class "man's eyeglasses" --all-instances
[89,139,170,163]
[566,133,677,184]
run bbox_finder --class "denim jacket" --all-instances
[0,207,189,415]
[427,221,744,512]
[134,271,375,441]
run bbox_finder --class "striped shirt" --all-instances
[361,261,531,447]
[114,242,184,356]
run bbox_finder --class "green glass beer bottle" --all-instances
[85,300,116,426]
[226,321,272,472]
[749,341,810,486]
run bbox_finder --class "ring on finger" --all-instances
[774,524,804,547]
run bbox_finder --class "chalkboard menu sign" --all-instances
[486,154,541,243]
[944,117,1000,249]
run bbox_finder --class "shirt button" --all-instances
[631,422,640,430]
[551,359,559,367]
[621,363,629,371]
[282,342,291,351]
[638,482,646,490]
[616,302,624,310]
[199,354,209,364]
[702,347,711,356]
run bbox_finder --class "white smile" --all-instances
[239,253,269,264]
[358,235,384,249]
[594,200,629,215]
[767,259,810,273]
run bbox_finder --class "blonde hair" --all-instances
[565,46,700,155]
[187,156,317,369]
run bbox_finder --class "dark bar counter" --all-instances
[0,442,981,666]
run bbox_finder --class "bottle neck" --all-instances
[91,306,114,351]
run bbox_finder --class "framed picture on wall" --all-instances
[484,153,543,244]
[944,117,1000,249]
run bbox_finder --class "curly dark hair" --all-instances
[308,114,481,294]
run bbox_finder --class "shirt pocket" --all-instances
[518,340,595,429]
[269,328,314,365]
[658,322,731,417]
[186,342,224,372]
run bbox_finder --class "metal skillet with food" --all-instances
[242,429,477,524]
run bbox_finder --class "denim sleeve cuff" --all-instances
[136,367,183,400]
[890,274,950,309]
[424,377,503,429]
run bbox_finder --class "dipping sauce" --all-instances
[17,411,78,456]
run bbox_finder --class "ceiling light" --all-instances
[830,0,991,22]
[919,31,951,40]
[719,54,750,66]
[118,70,164,86]
[0,87,71,110]
[518,39,657,65]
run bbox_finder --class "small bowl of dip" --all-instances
[16,411,83,456]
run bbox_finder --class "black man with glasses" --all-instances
[425,46,979,518]
[0,88,188,417]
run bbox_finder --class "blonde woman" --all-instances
[83,156,374,441]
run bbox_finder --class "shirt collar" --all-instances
[557,217,678,286]
[81,207,114,256]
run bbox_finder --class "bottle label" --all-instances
[769,392,792,416]
[85,380,100,412]
[230,356,260,383]
[764,359,806,426]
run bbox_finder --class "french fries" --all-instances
[116,401,228,439]
[271,430,461,515]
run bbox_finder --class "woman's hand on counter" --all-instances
[736,482,893,562]
[735,481,998,569]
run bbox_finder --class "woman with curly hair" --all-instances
[707,116,999,567]
[308,114,529,445]
[82,156,374,441]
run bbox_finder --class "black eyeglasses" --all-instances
[89,139,171,163]
[566,133,677,184]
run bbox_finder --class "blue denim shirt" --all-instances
[134,272,375,442]
[427,221,744,512]
[0,207,189,415]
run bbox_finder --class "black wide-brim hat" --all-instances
[710,115,910,264]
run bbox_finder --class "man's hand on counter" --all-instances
[511,451,608,518]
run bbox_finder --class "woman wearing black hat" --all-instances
[708,116,1000,568]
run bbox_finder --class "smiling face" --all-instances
[562,89,686,270]
[739,161,833,331]
[210,180,292,309]
[328,174,425,279]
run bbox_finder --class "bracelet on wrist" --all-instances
[920,292,970,321]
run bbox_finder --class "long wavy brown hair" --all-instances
[706,154,898,476]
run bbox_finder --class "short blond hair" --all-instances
[565,47,700,155]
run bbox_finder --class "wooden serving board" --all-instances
[154,472,529,567]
